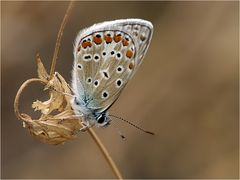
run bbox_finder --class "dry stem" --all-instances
[49,1,74,79]
[87,128,123,179]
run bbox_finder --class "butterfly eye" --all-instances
[97,114,106,124]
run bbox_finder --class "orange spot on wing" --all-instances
[104,35,112,43]
[93,36,102,45]
[129,61,134,70]
[122,39,129,46]
[114,34,121,43]
[82,41,92,48]
[126,50,134,58]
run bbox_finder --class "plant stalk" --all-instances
[49,1,74,79]
[87,128,123,179]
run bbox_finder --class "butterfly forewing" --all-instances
[72,19,153,112]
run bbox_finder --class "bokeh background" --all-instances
[1,1,239,179]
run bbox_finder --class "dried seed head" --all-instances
[14,55,82,145]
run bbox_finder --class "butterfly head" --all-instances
[71,96,110,127]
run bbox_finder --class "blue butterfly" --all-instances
[71,19,153,130]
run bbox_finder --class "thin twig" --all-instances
[87,128,123,179]
[49,1,74,79]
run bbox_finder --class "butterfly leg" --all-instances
[80,121,89,132]
[80,118,95,132]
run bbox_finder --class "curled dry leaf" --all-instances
[14,55,82,145]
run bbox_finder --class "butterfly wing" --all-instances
[72,19,153,113]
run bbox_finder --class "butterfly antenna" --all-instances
[108,117,126,140]
[109,115,155,135]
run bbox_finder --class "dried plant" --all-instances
[13,1,123,179]
[14,54,82,145]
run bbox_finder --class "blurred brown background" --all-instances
[1,1,238,179]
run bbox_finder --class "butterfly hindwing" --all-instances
[72,19,153,113]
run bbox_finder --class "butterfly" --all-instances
[71,19,153,130]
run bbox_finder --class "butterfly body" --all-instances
[71,19,153,129]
